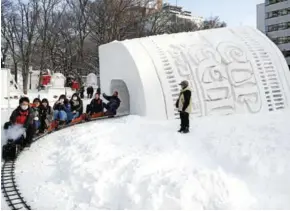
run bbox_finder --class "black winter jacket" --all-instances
[175,89,191,112]
[88,99,104,114]
[103,94,121,112]
[70,99,83,113]
[39,105,52,121]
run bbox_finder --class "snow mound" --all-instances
[15,111,290,209]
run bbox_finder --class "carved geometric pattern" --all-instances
[138,38,170,119]
[149,38,181,119]
[166,34,262,117]
[232,28,285,111]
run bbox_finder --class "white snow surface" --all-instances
[14,110,290,209]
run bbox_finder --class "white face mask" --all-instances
[73,97,77,100]
[21,105,28,110]
[60,99,64,103]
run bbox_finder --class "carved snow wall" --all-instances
[99,26,290,120]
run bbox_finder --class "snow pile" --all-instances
[15,110,290,209]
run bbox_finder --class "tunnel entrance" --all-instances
[110,79,130,115]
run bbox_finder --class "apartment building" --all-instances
[257,0,290,68]
[163,3,204,26]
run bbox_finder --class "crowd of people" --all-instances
[3,89,121,148]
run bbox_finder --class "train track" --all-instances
[1,113,129,210]
[1,160,31,210]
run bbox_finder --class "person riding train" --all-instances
[86,93,104,117]
[53,95,71,125]
[31,98,41,132]
[68,93,83,121]
[3,97,35,147]
[39,98,53,134]
[102,91,121,115]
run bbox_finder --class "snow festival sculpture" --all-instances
[48,73,66,100]
[86,73,98,88]
[51,73,65,88]
[1,68,23,99]
[99,26,290,120]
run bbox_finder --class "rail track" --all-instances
[1,160,31,210]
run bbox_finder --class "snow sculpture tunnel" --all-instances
[99,26,290,120]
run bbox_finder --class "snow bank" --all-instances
[15,111,290,209]
[1,193,10,210]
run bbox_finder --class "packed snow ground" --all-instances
[13,110,290,209]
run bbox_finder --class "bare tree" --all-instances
[200,16,227,30]
[144,10,174,35]
[1,0,11,67]
[66,0,91,78]
[1,0,20,82]
[35,0,61,87]
[2,0,228,92]
[88,0,148,45]
[12,0,40,94]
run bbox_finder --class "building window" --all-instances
[266,0,287,6]
[267,22,290,32]
[282,50,290,57]
[271,36,290,45]
[266,7,290,19]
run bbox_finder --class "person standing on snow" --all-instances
[87,86,94,99]
[97,87,101,95]
[175,80,192,133]
[79,85,85,99]
[3,97,35,147]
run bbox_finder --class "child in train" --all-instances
[31,98,41,132]
[39,98,53,133]
[3,97,35,147]
[86,93,104,119]
[68,93,83,121]
[53,95,71,125]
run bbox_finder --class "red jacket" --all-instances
[10,106,34,128]
[15,110,29,125]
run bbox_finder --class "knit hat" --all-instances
[179,80,189,87]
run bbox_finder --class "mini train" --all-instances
[2,112,124,161]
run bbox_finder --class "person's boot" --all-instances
[178,127,184,133]
[183,127,189,134]
[60,120,66,125]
